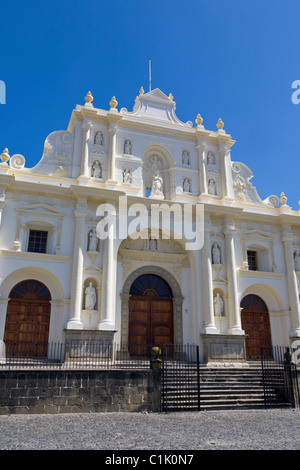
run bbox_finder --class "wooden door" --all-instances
[241,294,272,359]
[4,280,51,356]
[128,297,173,351]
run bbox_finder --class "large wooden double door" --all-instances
[128,274,174,350]
[241,294,272,359]
[4,280,51,356]
[129,297,173,348]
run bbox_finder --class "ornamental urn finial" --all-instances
[85,91,93,104]
[216,118,224,130]
[109,96,118,109]
[139,87,144,95]
[195,114,203,126]
[0,148,10,164]
[280,192,288,205]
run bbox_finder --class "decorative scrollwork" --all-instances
[10,154,26,169]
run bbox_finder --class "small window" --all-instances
[27,230,48,253]
[247,250,257,271]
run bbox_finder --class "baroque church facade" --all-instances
[0,87,300,362]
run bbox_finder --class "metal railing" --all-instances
[0,341,160,370]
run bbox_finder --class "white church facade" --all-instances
[1,87,300,362]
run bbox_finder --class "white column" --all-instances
[108,122,118,182]
[223,222,244,334]
[219,143,234,200]
[201,219,218,333]
[98,214,116,330]
[80,118,92,178]
[282,233,300,337]
[196,138,208,195]
[66,206,88,329]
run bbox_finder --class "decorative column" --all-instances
[107,121,118,182]
[223,220,244,334]
[282,231,300,337]
[201,218,218,333]
[196,138,208,195]
[98,211,116,330]
[80,118,92,178]
[219,143,234,200]
[66,203,88,329]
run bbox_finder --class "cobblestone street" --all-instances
[0,409,299,451]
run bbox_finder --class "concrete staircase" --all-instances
[161,363,289,411]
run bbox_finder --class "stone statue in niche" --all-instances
[150,171,164,199]
[85,282,97,310]
[183,177,191,192]
[208,179,217,195]
[182,150,190,166]
[207,151,215,165]
[123,168,132,184]
[214,293,224,317]
[94,131,103,146]
[88,227,98,252]
[212,243,221,264]
[149,237,157,251]
[294,252,300,271]
[91,160,102,179]
[124,140,132,155]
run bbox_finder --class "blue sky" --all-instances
[1,0,299,209]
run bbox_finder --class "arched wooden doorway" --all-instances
[4,280,51,356]
[128,274,173,349]
[240,294,272,359]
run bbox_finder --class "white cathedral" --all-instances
[0,87,300,362]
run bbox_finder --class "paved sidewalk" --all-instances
[0,409,299,451]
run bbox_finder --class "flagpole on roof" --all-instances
[149,58,151,92]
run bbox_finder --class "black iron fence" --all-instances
[260,345,300,409]
[0,341,159,370]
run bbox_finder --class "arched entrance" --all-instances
[4,280,51,356]
[240,294,272,359]
[128,274,174,348]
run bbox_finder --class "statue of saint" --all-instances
[214,293,224,317]
[208,179,217,195]
[92,160,102,179]
[85,282,97,310]
[123,168,132,184]
[150,171,164,199]
[88,227,98,252]
[212,243,221,264]
[124,140,132,154]
[94,131,103,146]
[183,178,191,192]
[149,237,157,251]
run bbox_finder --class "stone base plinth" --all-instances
[201,334,246,363]
[64,329,116,360]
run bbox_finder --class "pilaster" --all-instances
[66,202,88,329]
[201,217,218,334]
[282,229,300,337]
[223,220,244,334]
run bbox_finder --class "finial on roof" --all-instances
[195,114,203,126]
[169,93,173,100]
[139,87,144,95]
[109,96,118,109]
[216,118,224,130]
[280,192,287,205]
[0,148,10,163]
[85,91,93,104]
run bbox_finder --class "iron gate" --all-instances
[161,344,200,412]
[260,346,300,408]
